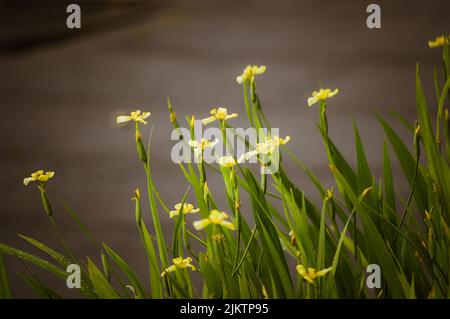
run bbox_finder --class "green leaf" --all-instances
[377,113,428,212]
[87,258,120,299]
[102,244,148,299]
[20,273,62,299]
[353,122,372,192]
[137,220,163,298]
[0,253,12,298]
[172,187,190,258]
[243,169,294,298]
[382,142,396,212]
[18,234,70,268]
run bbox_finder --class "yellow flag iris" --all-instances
[160,257,196,277]
[236,65,266,84]
[169,203,200,218]
[23,170,55,186]
[307,88,339,107]
[193,210,235,231]
[296,264,332,284]
[202,107,238,125]
[116,110,151,125]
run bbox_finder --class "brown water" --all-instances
[0,0,448,297]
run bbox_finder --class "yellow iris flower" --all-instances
[428,35,450,48]
[238,135,290,162]
[218,156,237,168]
[296,264,332,284]
[116,110,151,125]
[188,138,218,158]
[307,88,339,107]
[193,210,235,231]
[202,107,238,125]
[236,65,266,84]
[160,257,196,277]
[23,170,55,186]
[169,203,200,218]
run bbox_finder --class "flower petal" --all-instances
[307,96,318,107]
[169,210,179,218]
[23,177,34,186]
[193,219,211,230]
[226,113,238,120]
[116,115,131,123]
[202,116,216,125]
[255,65,266,74]
[329,89,339,98]
[316,267,333,277]
[220,221,236,230]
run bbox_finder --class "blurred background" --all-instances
[0,0,448,298]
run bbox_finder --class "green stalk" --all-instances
[242,81,254,127]
[144,164,169,268]
[38,185,77,263]
[48,215,77,263]
[390,129,420,246]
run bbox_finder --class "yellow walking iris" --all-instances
[236,65,266,84]
[193,210,235,231]
[116,110,151,125]
[23,170,55,186]
[238,135,290,162]
[202,107,238,125]
[218,156,237,168]
[296,264,332,284]
[160,257,196,277]
[169,203,200,218]
[307,88,339,107]
[188,138,218,159]
[428,35,450,48]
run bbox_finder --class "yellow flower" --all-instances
[218,156,237,168]
[236,65,266,84]
[193,210,235,231]
[425,210,432,221]
[203,181,209,195]
[238,135,290,162]
[296,264,332,284]
[23,170,55,186]
[188,138,218,158]
[202,107,238,125]
[116,110,151,125]
[325,188,334,201]
[262,285,269,299]
[289,230,297,246]
[160,257,196,277]
[360,186,373,198]
[428,35,450,48]
[212,233,225,242]
[132,188,140,201]
[307,88,339,107]
[169,203,200,218]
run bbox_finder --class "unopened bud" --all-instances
[39,186,53,217]
[135,131,147,163]
[132,188,142,226]
[170,111,177,124]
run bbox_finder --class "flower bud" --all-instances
[39,186,53,217]
[414,123,421,158]
[132,189,142,226]
[135,130,148,163]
